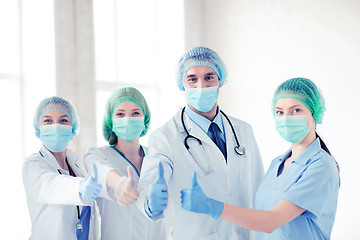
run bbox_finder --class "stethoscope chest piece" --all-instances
[235,146,246,156]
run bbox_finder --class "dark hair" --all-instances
[316,132,340,187]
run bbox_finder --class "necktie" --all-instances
[208,122,227,160]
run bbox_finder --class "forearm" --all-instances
[106,170,122,189]
[221,204,279,233]
[220,200,305,233]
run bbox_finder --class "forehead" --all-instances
[275,98,305,108]
[42,111,69,118]
[114,100,141,111]
[186,66,216,76]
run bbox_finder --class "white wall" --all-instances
[185,0,360,239]
[5,0,359,239]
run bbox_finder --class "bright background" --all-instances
[1,0,359,239]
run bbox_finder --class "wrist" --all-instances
[208,198,224,220]
[145,197,164,220]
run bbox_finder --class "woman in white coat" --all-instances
[83,87,170,240]
[137,46,264,240]
[22,96,102,240]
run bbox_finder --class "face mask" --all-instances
[112,117,145,142]
[275,115,309,144]
[185,86,218,112]
[39,124,74,152]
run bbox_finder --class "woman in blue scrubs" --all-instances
[180,77,340,240]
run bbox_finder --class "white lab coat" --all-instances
[22,145,100,240]
[83,145,170,240]
[137,108,264,240]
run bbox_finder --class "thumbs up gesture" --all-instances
[79,163,103,202]
[180,172,224,219]
[115,166,139,206]
[147,162,168,215]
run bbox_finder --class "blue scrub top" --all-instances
[255,138,339,240]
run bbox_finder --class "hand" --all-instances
[181,172,224,219]
[79,163,102,202]
[115,166,139,206]
[147,162,168,215]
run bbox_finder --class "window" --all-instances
[93,0,185,146]
[0,1,55,238]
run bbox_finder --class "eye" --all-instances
[187,77,197,82]
[43,119,52,124]
[205,75,214,81]
[116,112,124,117]
[293,108,301,114]
[132,111,140,116]
[275,110,283,116]
[60,118,69,123]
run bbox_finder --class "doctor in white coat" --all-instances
[23,96,102,240]
[137,46,264,240]
[83,87,170,240]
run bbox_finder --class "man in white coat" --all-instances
[137,46,264,240]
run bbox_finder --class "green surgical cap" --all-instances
[176,46,228,91]
[272,78,326,125]
[103,87,151,145]
[33,96,80,137]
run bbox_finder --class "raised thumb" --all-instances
[156,162,165,184]
[91,163,98,182]
[192,172,198,188]
[127,166,135,183]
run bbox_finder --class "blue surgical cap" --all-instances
[176,46,228,90]
[34,96,80,137]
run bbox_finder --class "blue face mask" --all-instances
[185,86,218,112]
[112,117,145,142]
[275,115,309,144]
[39,124,74,152]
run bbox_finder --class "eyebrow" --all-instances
[204,72,216,76]
[186,72,216,78]
[115,108,141,112]
[289,105,302,109]
[42,115,68,119]
[275,105,302,110]
[186,74,197,78]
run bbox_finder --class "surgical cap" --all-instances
[272,77,326,125]
[103,87,151,145]
[176,46,228,90]
[34,96,80,137]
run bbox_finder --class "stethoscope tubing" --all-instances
[181,107,245,155]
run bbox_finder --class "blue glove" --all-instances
[181,172,224,219]
[147,162,168,215]
[79,163,102,202]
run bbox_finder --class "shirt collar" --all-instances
[184,105,224,134]
[40,145,80,170]
[277,138,322,165]
[277,149,292,163]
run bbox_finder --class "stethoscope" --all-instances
[181,107,246,156]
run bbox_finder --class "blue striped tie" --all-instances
[209,122,227,160]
